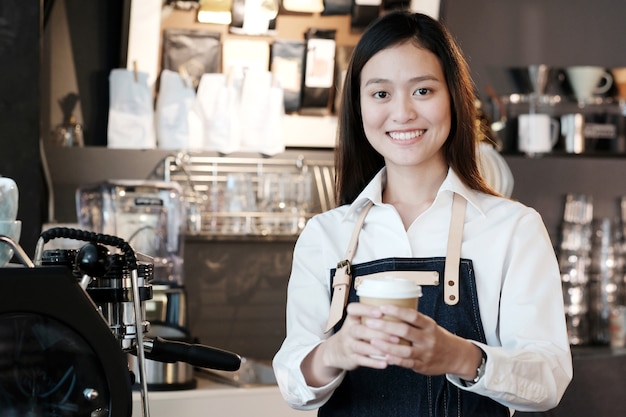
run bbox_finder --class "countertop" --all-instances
[132,347,626,417]
[132,377,317,417]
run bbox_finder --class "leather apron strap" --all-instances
[325,201,374,332]
[443,192,466,306]
[324,193,467,332]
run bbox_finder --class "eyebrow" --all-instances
[363,75,440,87]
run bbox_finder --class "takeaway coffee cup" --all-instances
[356,276,423,345]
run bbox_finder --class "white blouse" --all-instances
[272,167,572,414]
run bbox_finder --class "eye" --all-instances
[373,91,389,99]
[414,87,430,96]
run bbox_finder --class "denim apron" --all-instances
[319,194,510,417]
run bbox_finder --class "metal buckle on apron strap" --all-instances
[325,259,352,333]
[335,260,351,278]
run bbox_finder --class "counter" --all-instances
[133,347,626,417]
[132,377,317,417]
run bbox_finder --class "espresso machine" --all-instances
[75,180,197,390]
[0,226,240,417]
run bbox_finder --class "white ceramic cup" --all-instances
[0,177,18,221]
[565,66,613,103]
[517,113,560,155]
[0,220,21,266]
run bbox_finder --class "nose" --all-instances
[392,94,417,123]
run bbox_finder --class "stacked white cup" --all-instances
[0,177,21,266]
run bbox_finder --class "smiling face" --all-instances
[359,41,451,173]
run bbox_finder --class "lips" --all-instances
[388,129,425,141]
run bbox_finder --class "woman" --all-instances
[272,10,572,416]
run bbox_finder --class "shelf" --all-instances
[163,153,335,237]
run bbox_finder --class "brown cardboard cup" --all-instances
[357,277,422,345]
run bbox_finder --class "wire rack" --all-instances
[161,153,335,237]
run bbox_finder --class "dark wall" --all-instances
[441,0,626,100]
[64,0,127,146]
[0,0,44,256]
[504,155,626,244]
[0,0,125,256]
[184,238,297,360]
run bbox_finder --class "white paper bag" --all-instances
[107,68,156,149]
[192,73,241,154]
[239,70,272,151]
[239,70,285,155]
[155,69,196,150]
[190,70,285,155]
[258,85,286,156]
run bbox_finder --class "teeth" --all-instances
[389,130,424,140]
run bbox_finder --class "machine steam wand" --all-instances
[0,235,34,268]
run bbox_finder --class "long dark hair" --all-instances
[334,11,496,206]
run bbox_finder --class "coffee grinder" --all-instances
[76,179,196,389]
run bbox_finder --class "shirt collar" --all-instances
[343,166,487,221]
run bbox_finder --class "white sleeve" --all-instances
[449,209,573,412]
[272,217,346,410]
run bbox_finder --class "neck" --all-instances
[383,163,448,205]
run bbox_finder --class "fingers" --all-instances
[345,307,399,346]
[331,302,443,372]
[379,304,423,326]
[362,304,432,345]
[328,305,394,370]
[348,302,427,333]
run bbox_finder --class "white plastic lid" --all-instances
[356,277,422,299]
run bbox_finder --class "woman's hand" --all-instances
[301,302,482,387]
[301,302,401,387]
[363,303,483,380]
